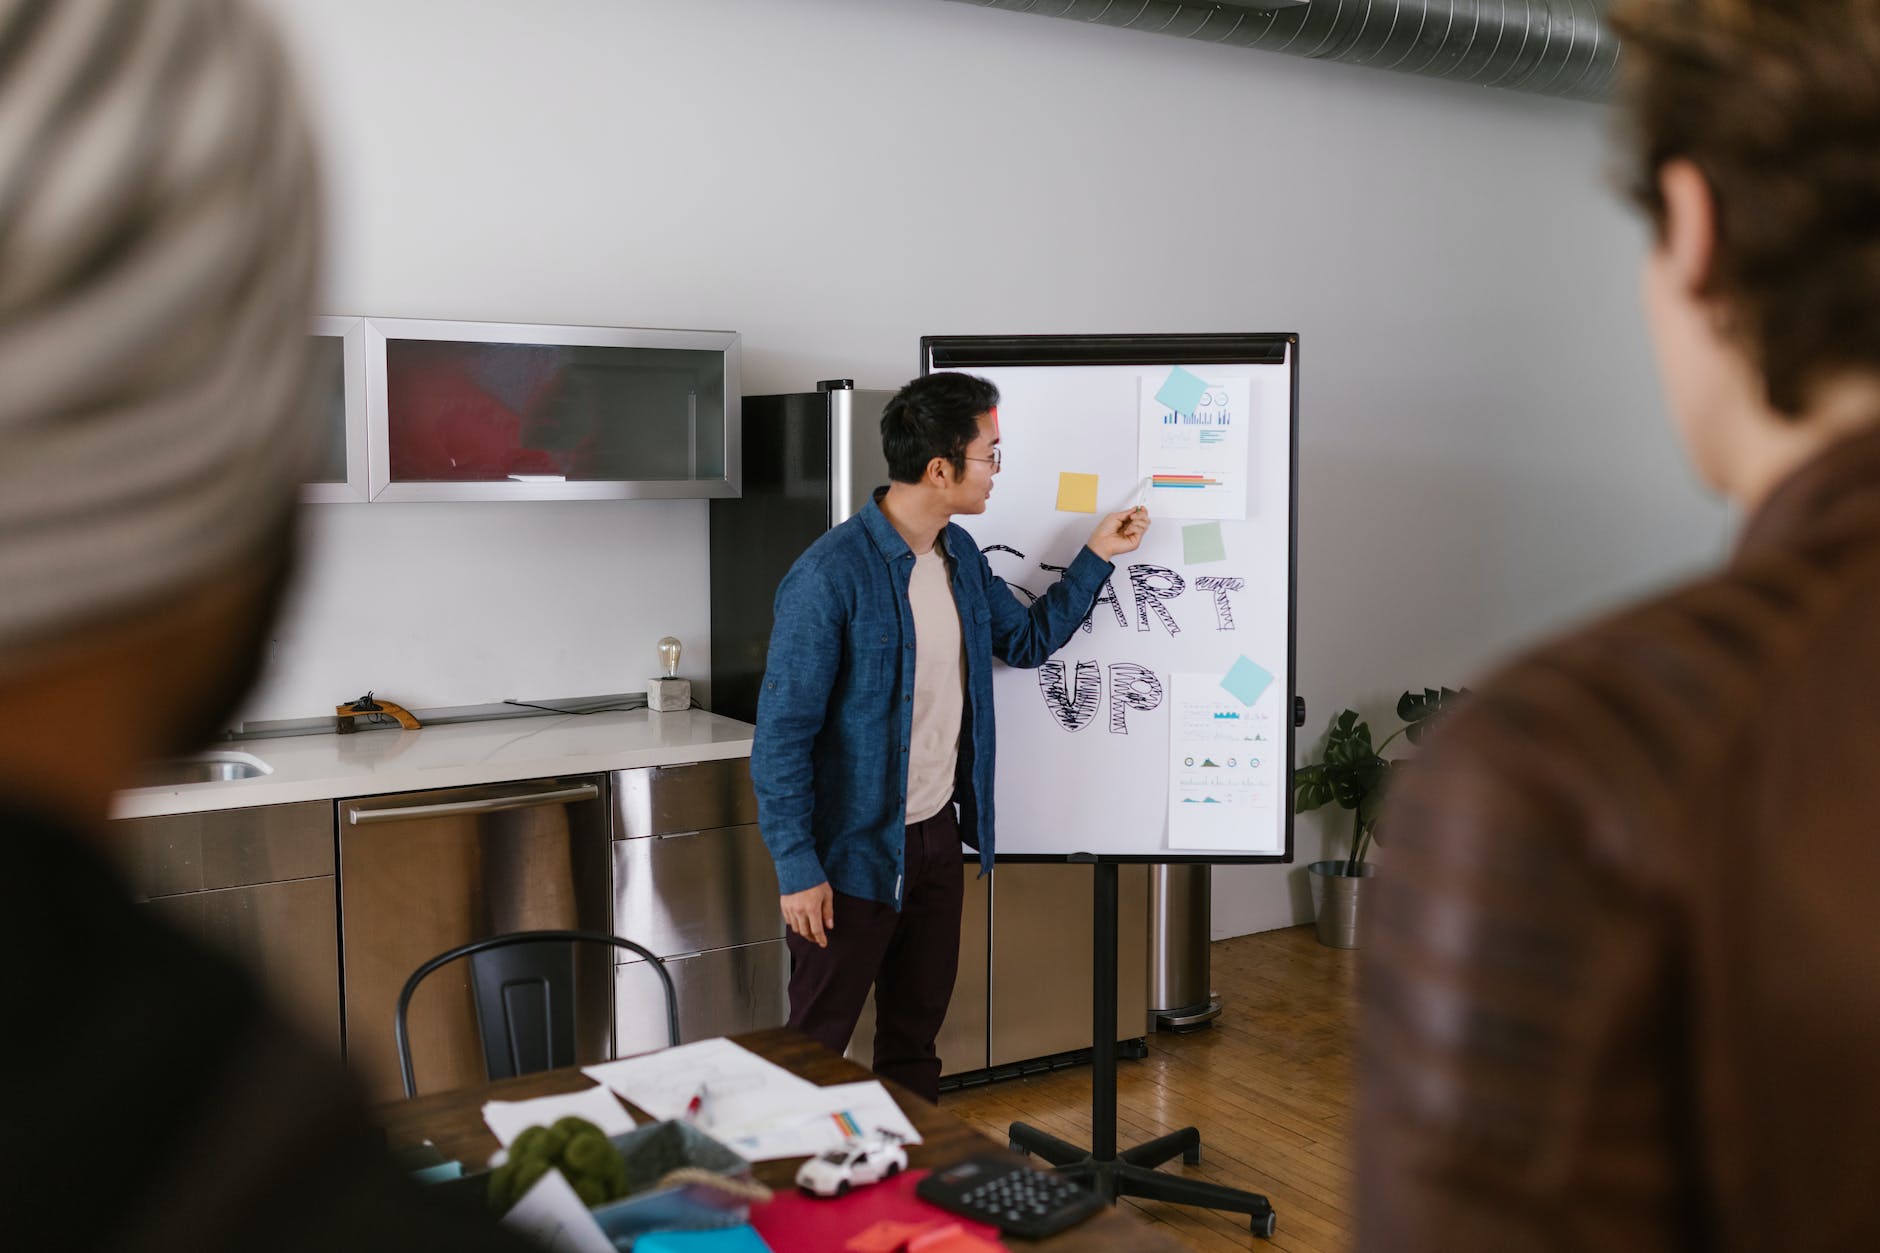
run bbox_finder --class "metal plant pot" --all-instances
[1308,859,1376,949]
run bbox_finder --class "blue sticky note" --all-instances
[1154,365,1208,415]
[633,1226,772,1253]
[1221,655,1275,707]
[409,1160,463,1185]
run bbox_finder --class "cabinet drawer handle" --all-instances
[349,783,600,825]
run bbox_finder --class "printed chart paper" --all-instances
[704,1079,923,1162]
[582,1037,817,1122]
[1137,372,1253,520]
[1166,671,1280,851]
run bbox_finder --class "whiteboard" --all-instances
[923,335,1296,863]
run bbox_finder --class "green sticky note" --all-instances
[1182,521,1227,564]
[1056,471,1099,513]
[1221,655,1275,707]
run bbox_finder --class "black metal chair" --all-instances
[394,929,679,1099]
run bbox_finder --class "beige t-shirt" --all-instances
[905,544,964,824]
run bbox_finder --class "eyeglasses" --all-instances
[962,448,1003,470]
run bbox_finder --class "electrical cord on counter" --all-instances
[502,698,646,716]
[500,695,707,716]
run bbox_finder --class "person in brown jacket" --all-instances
[1358,3,1880,1249]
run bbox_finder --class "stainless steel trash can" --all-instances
[1149,864,1222,1031]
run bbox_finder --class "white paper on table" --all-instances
[706,1079,924,1163]
[1136,374,1253,521]
[581,1037,818,1122]
[499,1167,615,1253]
[482,1086,635,1147]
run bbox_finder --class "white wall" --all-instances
[255,0,1727,934]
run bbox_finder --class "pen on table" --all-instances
[684,1083,710,1126]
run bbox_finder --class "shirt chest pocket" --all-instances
[962,598,990,660]
[846,617,899,691]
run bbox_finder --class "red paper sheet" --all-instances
[749,1170,1003,1253]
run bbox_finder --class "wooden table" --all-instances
[374,1026,1182,1252]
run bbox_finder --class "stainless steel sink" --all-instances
[138,750,272,787]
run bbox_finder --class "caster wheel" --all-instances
[1183,1147,1201,1166]
[1008,1141,1028,1157]
[1253,1211,1277,1238]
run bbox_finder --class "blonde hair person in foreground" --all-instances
[1359,3,1880,1249]
[0,2,534,1248]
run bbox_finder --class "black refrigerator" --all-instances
[708,380,892,724]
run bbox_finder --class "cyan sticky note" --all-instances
[1182,521,1227,565]
[632,1226,773,1253]
[1056,471,1099,513]
[1154,365,1208,415]
[1221,655,1275,707]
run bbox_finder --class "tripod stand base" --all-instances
[1008,1120,1277,1238]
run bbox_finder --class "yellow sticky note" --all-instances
[1056,472,1099,514]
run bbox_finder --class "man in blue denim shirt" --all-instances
[751,372,1149,1102]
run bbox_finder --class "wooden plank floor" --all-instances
[941,924,1358,1252]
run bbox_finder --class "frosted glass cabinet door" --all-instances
[301,315,369,503]
[364,318,741,502]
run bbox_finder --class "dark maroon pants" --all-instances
[785,804,964,1104]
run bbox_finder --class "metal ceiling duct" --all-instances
[938,0,1619,102]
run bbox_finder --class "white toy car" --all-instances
[794,1130,908,1197]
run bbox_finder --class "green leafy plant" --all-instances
[1293,687,1466,876]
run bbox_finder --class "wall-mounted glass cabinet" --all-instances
[368,318,740,502]
[302,316,370,503]
[303,317,741,504]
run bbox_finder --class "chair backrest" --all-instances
[394,929,679,1099]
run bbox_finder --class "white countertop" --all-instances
[111,708,756,820]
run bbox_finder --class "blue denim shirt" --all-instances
[751,494,1113,908]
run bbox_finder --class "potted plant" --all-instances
[1292,687,1465,948]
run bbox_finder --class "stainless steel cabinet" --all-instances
[615,941,788,1056]
[337,777,612,1102]
[988,864,1150,1068]
[118,801,341,1052]
[610,760,785,1051]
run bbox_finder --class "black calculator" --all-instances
[916,1154,1105,1240]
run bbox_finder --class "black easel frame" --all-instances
[1007,857,1278,1238]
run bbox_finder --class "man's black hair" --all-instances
[880,372,1000,484]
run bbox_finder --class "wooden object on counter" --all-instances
[334,692,422,734]
[373,1027,1183,1253]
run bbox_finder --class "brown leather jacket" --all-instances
[1358,426,1880,1251]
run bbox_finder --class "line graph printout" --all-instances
[1166,671,1280,850]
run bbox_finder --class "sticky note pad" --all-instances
[1155,365,1208,415]
[1221,655,1275,707]
[634,1227,773,1253]
[1056,471,1099,513]
[1182,521,1227,564]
